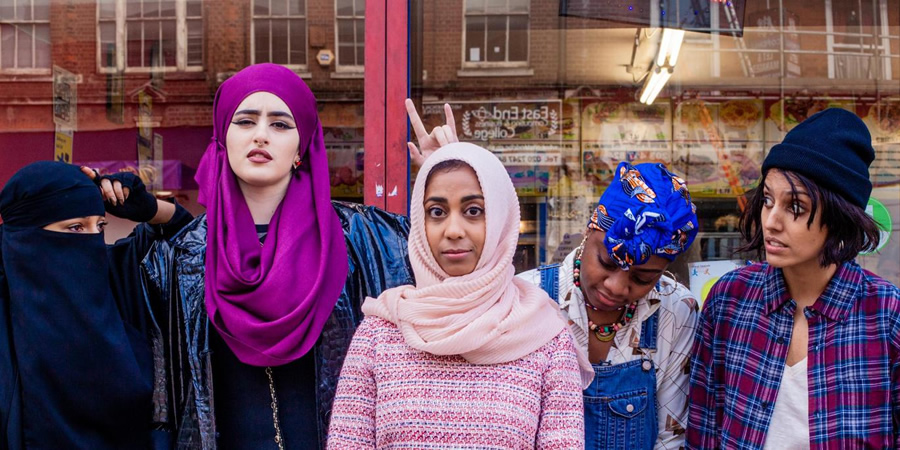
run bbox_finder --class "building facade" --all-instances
[1,0,898,289]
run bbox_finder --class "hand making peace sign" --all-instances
[405,98,459,167]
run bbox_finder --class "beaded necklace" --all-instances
[573,241,638,342]
[587,303,637,342]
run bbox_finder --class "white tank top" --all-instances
[763,357,810,449]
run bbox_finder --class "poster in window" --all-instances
[862,102,900,188]
[580,100,673,195]
[672,99,763,197]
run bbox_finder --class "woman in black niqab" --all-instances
[0,161,154,449]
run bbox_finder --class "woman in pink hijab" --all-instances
[327,143,585,449]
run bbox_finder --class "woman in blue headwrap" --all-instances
[520,161,700,450]
[0,161,192,449]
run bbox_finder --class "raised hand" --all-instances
[81,167,159,223]
[406,98,459,168]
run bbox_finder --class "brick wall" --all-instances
[0,0,367,135]
[1,0,897,150]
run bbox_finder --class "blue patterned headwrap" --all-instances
[588,162,698,270]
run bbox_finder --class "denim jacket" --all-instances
[139,201,414,449]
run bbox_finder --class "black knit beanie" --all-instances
[762,108,875,208]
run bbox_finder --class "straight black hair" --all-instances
[738,168,881,267]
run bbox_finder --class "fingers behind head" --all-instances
[443,103,457,136]
[406,98,428,140]
[441,125,458,144]
[408,142,425,167]
[433,126,449,147]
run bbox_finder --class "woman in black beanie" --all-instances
[687,108,900,449]
[0,161,192,449]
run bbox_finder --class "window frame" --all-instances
[250,0,309,71]
[0,0,52,74]
[824,0,893,80]
[461,0,531,69]
[334,0,364,72]
[96,0,204,74]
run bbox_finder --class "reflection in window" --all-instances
[0,0,50,71]
[464,0,529,65]
[253,0,307,68]
[335,0,363,68]
[826,0,892,80]
[98,0,203,71]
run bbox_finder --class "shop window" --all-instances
[252,0,307,68]
[0,0,50,72]
[335,0,363,71]
[463,0,529,67]
[826,0,892,80]
[97,0,203,72]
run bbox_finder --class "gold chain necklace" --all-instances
[265,367,285,450]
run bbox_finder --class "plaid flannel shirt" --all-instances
[687,261,900,449]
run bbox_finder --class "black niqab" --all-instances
[0,162,152,449]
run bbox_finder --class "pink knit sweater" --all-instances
[326,316,584,449]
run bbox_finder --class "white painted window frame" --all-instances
[334,0,364,73]
[461,0,530,69]
[96,0,203,74]
[0,0,51,74]
[250,0,309,71]
[824,0,892,80]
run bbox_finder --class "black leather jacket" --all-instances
[139,201,414,449]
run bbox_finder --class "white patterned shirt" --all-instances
[518,250,699,450]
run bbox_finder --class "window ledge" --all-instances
[0,75,53,82]
[217,70,310,83]
[330,71,364,79]
[111,71,207,81]
[457,67,534,78]
[0,70,53,82]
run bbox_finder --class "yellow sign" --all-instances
[54,127,74,164]
[53,65,78,130]
[138,90,153,162]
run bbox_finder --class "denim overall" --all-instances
[540,264,659,450]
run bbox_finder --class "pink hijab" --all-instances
[362,143,566,364]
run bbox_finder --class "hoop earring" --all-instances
[572,232,592,288]
[654,270,678,296]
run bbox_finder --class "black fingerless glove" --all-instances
[97,172,158,223]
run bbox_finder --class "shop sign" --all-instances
[423,100,562,142]
[495,152,561,166]
[54,126,74,164]
[53,65,78,130]
[460,103,560,140]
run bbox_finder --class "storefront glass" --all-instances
[0,0,898,292]
[0,0,366,239]
[410,0,900,291]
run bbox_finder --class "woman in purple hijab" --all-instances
[139,63,416,449]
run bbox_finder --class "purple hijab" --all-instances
[195,63,348,367]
